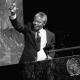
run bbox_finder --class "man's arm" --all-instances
[47,35,55,59]
[9,3,26,34]
[44,33,55,59]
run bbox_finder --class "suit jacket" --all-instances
[10,18,55,63]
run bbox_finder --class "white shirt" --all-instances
[36,28,47,61]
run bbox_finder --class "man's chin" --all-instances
[34,27,39,30]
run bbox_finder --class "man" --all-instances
[9,3,55,63]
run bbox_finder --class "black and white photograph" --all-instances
[0,0,80,80]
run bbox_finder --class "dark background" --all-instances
[23,0,80,49]
[0,1,80,79]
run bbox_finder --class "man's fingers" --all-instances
[9,3,18,12]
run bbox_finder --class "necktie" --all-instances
[35,32,41,51]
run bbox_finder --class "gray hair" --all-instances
[34,12,47,25]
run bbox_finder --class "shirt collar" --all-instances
[38,28,44,33]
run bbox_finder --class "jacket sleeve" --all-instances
[10,18,26,34]
[44,33,55,58]
[48,35,55,58]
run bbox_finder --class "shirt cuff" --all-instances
[10,14,16,20]
[47,55,52,60]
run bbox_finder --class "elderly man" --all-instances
[9,3,55,63]
[9,3,55,80]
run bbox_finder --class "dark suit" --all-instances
[10,18,55,63]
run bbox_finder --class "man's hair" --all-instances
[34,12,47,25]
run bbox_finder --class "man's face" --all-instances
[33,16,44,31]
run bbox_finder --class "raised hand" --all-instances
[9,2,18,15]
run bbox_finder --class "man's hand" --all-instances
[9,2,18,19]
[9,2,18,16]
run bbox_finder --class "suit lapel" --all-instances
[30,31,38,50]
[28,22,37,50]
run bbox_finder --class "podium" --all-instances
[0,55,80,80]
[21,55,80,80]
